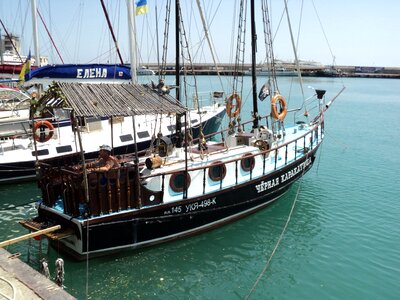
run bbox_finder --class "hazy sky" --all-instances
[1,0,399,67]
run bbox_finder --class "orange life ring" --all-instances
[33,120,55,143]
[226,93,241,118]
[271,94,287,121]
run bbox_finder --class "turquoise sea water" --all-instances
[0,77,399,299]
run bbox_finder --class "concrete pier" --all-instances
[0,248,75,300]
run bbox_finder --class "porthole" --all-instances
[169,172,191,193]
[240,153,255,172]
[208,161,226,181]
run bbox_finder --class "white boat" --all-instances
[245,66,297,76]
[0,75,225,183]
[20,0,344,260]
[0,84,31,129]
[137,66,155,76]
[0,2,225,184]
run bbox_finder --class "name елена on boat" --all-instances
[76,67,108,79]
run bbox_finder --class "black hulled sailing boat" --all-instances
[20,0,343,260]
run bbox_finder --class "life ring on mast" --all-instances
[226,93,241,118]
[33,120,55,143]
[271,94,287,121]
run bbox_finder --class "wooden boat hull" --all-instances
[34,146,317,260]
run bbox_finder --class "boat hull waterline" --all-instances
[32,145,318,260]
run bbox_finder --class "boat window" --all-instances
[31,149,49,156]
[240,153,255,172]
[56,145,73,153]
[208,161,226,181]
[15,99,31,110]
[167,125,176,132]
[137,131,150,139]
[53,108,71,120]
[191,119,198,124]
[120,134,133,142]
[169,172,191,193]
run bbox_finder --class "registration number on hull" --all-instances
[164,197,217,215]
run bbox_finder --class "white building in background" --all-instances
[0,34,48,66]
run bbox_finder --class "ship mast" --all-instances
[31,0,40,67]
[126,0,137,83]
[175,0,183,148]
[250,0,259,129]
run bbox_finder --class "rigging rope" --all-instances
[36,8,64,64]
[246,155,310,299]
[311,0,335,63]
[232,0,247,97]
[85,216,90,297]
[195,0,222,85]
[0,19,23,62]
[261,0,278,92]
[283,0,307,116]
[99,0,123,65]
[177,2,203,141]
[160,0,172,79]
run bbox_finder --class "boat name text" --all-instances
[255,157,312,193]
[76,68,108,79]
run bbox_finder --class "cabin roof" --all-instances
[40,82,187,117]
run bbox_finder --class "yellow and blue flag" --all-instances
[18,50,31,86]
[136,0,148,15]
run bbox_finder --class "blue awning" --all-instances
[26,64,131,83]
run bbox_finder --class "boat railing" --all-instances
[140,120,324,199]
[37,115,323,218]
[0,119,31,140]
[38,162,143,217]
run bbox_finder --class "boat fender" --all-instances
[271,94,287,121]
[33,120,55,143]
[40,258,50,278]
[54,258,64,288]
[226,93,241,118]
[145,155,163,169]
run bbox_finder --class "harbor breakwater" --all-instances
[142,63,400,78]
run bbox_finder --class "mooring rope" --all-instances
[85,222,90,298]
[0,277,16,300]
[246,155,309,299]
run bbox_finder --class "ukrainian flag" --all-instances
[136,0,148,15]
[18,50,31,86]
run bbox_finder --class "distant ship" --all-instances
[244,66,298,77]
[0,34,47,79]
[136,66,155,76]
